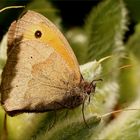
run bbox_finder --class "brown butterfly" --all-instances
[0,10,98,116]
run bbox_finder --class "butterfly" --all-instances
[0,10,98,116]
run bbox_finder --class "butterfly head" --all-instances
[80,78,102,96]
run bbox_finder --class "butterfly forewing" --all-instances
[0,11,85,115]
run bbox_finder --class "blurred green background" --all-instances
[0,0,140,140]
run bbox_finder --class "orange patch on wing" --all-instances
[24,23,77,72]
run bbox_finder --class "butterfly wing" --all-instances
[1,11,83,115]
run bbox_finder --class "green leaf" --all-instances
[85,0,128,61]
[0,34,7,79]
[119,22,140,105]
[124,0,140,23]
[0,106,5,137]
[96,99,140,140]
[118,55,140,106]
[66,28,88,64]
[126,23,140,60]
[37,115,101,140]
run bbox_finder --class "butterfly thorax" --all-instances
[61,79,96,109]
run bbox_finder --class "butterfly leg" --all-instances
[64,109,69,118]
[54,101,71,109]
[82,98,90,129]
[48,110,57,130]
[88,95,91,104]
[0,113,8,140]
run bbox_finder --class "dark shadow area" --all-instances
[50,0,102,28]
[0,0,32,41]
